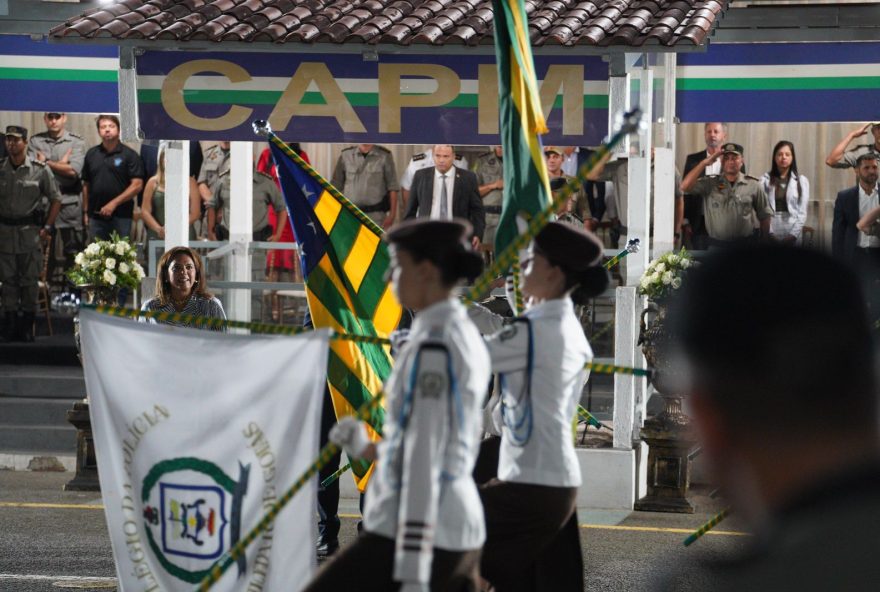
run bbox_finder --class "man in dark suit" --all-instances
[682,123,740,249]
[832,153,880,265]
[657,245,880,592]
[404,144,485,248]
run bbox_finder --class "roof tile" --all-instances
[50,0,728,47]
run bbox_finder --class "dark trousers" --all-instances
[479,480,583,592]
[317,385,342,544]
[854,247,880,312]
[303,532,481,592]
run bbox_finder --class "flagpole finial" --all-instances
[252,120,272,137]
[614,108,645,137]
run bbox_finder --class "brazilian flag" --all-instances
[492,0,552,262]
[269,140,401,492]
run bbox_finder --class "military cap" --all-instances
[533,222,603,271]
[386,218,472,251]
[870,122,880,129]
[543,146,564,156]
[721,143,744,157]
[5,125,27,139]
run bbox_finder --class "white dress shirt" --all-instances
[858,182,880,248]
[363,299,490,584]
[428,167,456,220]
[561,148,579,177]
[481,297,592,487]
[705,150,722,176]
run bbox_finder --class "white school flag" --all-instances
[80,309,329,592]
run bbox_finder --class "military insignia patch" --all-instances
[419,372,446,398]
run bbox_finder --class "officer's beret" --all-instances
[721,143,744,157]
[5,126,27,139]
[533,222,603,271]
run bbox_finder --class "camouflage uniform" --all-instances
[0,155,61,315]
[28,130,86,286]
[474,150,504,247]
[331,145,399,227]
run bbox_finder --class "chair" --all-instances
[36,236,53,336]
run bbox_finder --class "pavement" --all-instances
[0,471,749,592]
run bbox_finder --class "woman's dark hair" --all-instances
[769,140,802,198]
[385,219,483,287]
[532,222,607,305]
[155,246,211,305]
[567,266,610,305]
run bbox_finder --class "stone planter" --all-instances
[634,301,696,513]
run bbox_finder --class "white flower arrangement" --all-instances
[68,233,145,293]
[637,249,694,302]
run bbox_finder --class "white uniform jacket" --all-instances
[760,172,810,240]
[363,298,491,584]
[482,298,592,487]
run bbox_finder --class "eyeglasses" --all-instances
[169,264,195,274]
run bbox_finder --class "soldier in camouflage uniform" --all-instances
[0,126,62,342]
[475,146,505,248]
[544,146,590,229]
[331,144,399,229]
[197,142,230,236]
[28,113,86,289]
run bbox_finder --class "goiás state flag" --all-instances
[269,138,402,492]
[80,308,328,591]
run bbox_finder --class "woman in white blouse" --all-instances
[761,141,810,244]
[472,222,608,592]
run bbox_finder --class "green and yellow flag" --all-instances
[492,0,553,261]
[269,139,402,492]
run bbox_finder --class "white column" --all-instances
[652,148,675,254]
[653,52,678,257]
[607,74,630,158]
[613,286,636,449]
[227,142,254,321]
[118,47,140,143]
[626,60,652,439]
[164,140,190,249]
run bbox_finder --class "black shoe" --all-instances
[316,538,339,559]
[0,312,15,343]
[16,312,35,343]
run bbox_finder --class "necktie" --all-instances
[440,174,449,219]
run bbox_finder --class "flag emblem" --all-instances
[141,458,249,583]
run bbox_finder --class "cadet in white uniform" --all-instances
[471,222,609,592]
[305,219,490,592]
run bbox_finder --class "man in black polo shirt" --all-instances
[81,114,144,240]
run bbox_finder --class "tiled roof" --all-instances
[49,0,727,47]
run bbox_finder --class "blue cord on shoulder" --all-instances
[499,317,535,446]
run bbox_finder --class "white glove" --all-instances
[328,416,371,459]
[399,582,429,592]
